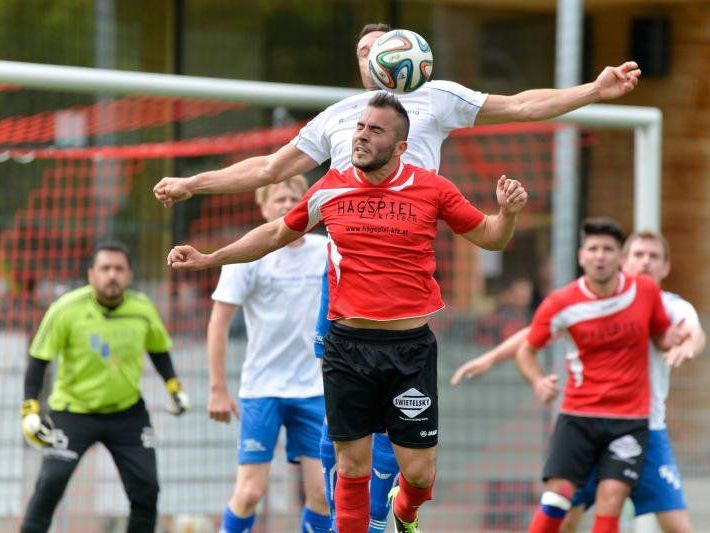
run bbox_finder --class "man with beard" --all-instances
[154,22,641,532]
[516,219,682,533]
[20,242,189,533]
[166,92,528,533]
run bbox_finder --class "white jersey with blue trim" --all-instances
[290,79,488,173]
[649,291,701,430]
[211,234,328,399]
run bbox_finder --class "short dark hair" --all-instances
[367,92,410,141]
[357,23,392,43]
[579,217,625,247]
[91,241,133,268]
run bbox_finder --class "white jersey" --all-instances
[212,234,328,399]
[649,291,700,430]
[291,80,488,172]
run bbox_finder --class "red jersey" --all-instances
[527,273,670,418]
[284,161,485,320]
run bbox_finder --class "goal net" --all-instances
[0,76,671,532]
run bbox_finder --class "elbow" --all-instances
[482,235,511,252]
[260,159,285,186]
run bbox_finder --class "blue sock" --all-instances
[220,506,255,533]
[369,433,399,532]
[320,422,337,530]
[301,506,332,533]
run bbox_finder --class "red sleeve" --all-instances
[283,176,327,232]
[436,175,485,234]
[648,281,671,335]
[527,295,559,349]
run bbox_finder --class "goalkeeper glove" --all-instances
[166,378,190,416]
[21,399,55,450]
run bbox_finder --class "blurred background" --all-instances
[0,0,709,531]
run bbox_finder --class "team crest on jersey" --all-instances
[393,388,431,418]
[90,333,111,359]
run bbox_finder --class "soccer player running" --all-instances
[20,242,189,533]
[451,229,705,532]
[207,175,331,533]
[167,93,528,533]
[154,22,642,530]
[515,218,684,533]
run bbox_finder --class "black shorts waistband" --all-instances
[330,322,431,343]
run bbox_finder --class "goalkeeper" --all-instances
[20,242,189,533]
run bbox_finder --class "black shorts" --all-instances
[322,322,438,448]
[543,414,649,488]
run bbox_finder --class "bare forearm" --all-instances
[207,322,230,390]
[209,219,301,267]
[513,83,599,121]
[185,144,317,196]
[515,343,544,386]
[187,157,272,196]
[491,326,531,363]
[476,211,520,250]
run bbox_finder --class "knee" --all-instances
[336,449,371,478]
[399,461,436,488]
[234,483,267,509]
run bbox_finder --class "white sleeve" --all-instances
[667,296,700,326]
[428,80,488,132]
[289,108,333,165]
[211,263,255,306]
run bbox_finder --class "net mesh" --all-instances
[3,88,704,532]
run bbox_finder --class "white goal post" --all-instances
[0,59,661,231]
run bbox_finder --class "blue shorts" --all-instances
[238,396,325,464]
[571,429,686,516]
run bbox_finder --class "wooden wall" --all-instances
[587,3,710,315]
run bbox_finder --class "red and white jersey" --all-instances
[284,161,485,321]
[527,273,671,418]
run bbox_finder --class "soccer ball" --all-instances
[368,29,433,94]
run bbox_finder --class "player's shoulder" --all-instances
[319,166,358,187]
[422,79,487,103]
[661,290,684,305]
[661,290,697,315]
[404,162,438,178]
[545,280,584,307]
[124,289,159,311]
[322,90,370,114]
[51,285,94,311]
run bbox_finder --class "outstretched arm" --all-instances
[462,175,527,250]
[516,341,560,405]
[451,326,530,385]
[154,144,318,206]
[477,61,641,125]
[167,217,305,271]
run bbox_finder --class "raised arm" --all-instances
[207,301,240,423]
[516,340,560,405]
[462,175,527,250]
[476,61,641,125]
[167,217,305,271]
[154,143,318,206]
[451,326,530,385]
